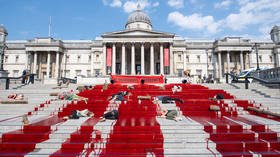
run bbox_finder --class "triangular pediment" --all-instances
[102,29,174,38]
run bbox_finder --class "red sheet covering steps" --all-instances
[98,101,164,157]
[110,75,164,85]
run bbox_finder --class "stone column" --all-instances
[46,51,50,78]
[169,44,174,76]
[55,52,60,78]
[90,52,94,76]
[141,43,145,75]
[33,52,37,74]
[150,43,154,75]
[248,51,252,68]
[183,51,187,72]
[131,43,135,75]
[218,52,222,79]
[240,51,244,71]
[160,44,164,74]
[103,44,106,75]
[112,43,116,75]
[227,51,230,72]
[121,43,126,75]
[25,52,29,69]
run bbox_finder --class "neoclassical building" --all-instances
[3,7,280,82]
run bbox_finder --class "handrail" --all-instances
[224,72,280,89]
[59,77,77,84]
[0,73,37,90]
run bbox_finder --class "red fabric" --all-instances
[111,75,164,85]
[164,48,170,66]
[106,47,112,67]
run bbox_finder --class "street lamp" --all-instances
[0,25,8,75]
[252,43,260,71]
[206,48,209,77]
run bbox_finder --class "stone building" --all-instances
[3,7,280,82]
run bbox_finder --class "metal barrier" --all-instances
[0,74,36,90]
[59,77,77,84]
[224,68,280,89]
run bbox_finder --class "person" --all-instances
[99,110,119,122]
[8,93,24,100]
[102,80,108,90]
[172,85,182,94]
[63,109,94,120]
[108,91,129,102]
[153,96,183,104]
[153,101,182,121]
[21,70,27,84]
[22,114,29,125]
[209,93,224,101]
[58,91,88,104]
[159,109,182,121]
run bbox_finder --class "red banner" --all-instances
[111,75,164,85]
[164,48,170,66]
[106,47,112,67]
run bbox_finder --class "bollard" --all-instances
[226,74,228,84]
[5,78,10,90]
[245,77,249,89]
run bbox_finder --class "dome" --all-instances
[125,5,152,30]
[0,25,8,35]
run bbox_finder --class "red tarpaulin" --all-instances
[164,48,170,66]
[106,47,112,67]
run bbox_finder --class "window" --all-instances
[96,54,99,61]
[259,55,262,63]
[178,54,182,61]
[77,55,81,63]
[186,55,189,63]
[95,70,100,76]
[75,70,81,76]
[87,70,91,77]
[65,70,70,77]
[269,55,273,62]
[88,55,91,63]
[196,69,202,78]
[208,56,212,63]
[5,55,8,63]
[15,55,19,63]
[66,55,70,63]
[197,55,201,63]
[13,70,19,77]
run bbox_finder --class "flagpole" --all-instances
[48,16,51,37]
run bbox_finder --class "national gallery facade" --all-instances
[3,8,280,81]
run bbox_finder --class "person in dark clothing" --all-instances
[22,70,27,84]
[209,94,224,101]
[108,91,129,102]
[63,109,94,120]
[99,110,119,122]
[154,96,184,104]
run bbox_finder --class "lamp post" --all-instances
[270,25,280,67]
[206,49,209,77]
[0,25,8,77]
[253,43,260,71]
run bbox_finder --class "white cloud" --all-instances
[224,0,280,31]
[167,11,220,34]
[167,0,184,9]
[123,0,159,13]
[214,0,232,9]
[110,0,122,7]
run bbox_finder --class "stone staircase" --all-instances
[204,83,280,114]
[0,83,279,156]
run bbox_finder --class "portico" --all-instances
[25,38,64,80]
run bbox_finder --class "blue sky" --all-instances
[0,0,279,40]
